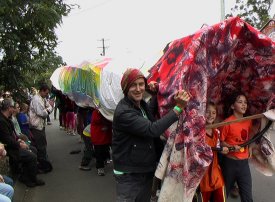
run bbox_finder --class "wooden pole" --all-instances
[206,113,264,129]
[220,0,225,21]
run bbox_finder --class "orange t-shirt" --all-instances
[200,129,224,192]
[220,115,252,159]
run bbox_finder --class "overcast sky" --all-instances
[55,0,275,70]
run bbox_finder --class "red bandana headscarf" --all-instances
[121,68,146,95]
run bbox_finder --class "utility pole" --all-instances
[97,38,109,56]
[221,0,225,21]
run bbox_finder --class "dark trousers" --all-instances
[94,144,110,169]
[201,186,226,202]
[58,108,64,126]
[19,147,38,182]
[30,127,48,161]
[59,112,62,126]
[77,110,88,135]
[222,156,253,202]
[81,135,94,166]
[54,106,58,120]
[46,115,51,123]
[9,147,38,182]
[115,172,154,202]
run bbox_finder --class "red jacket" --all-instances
[90,110,112,145]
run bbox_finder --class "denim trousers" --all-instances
[0,182,14,201]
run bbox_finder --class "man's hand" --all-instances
[19,141,29,150]
[0,143,7,157]
[49,99,54,107]
[174,90,190,109]
[0,175,4,183]
[221,146,229,154]
[147,81,159,93]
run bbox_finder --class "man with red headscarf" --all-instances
[112,68,190,202]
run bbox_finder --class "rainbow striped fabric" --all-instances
[50,58,123,121]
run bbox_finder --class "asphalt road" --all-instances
[13,118,116,202]
[13,118,275,202]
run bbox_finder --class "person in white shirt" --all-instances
[29,83,52,163]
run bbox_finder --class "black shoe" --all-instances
[19,177,36,187]
[80,159,90,167]
[70,149,81,154]
[104,159,112,165]
[35,179,45,186]
[25,181,37,188]
[37,169,46,174]
[97,168,105,176]
[79,165,91,171]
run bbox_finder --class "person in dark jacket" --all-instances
[0,98,45,187]
[112,68,190,202]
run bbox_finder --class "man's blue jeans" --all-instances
[0,182,14,201]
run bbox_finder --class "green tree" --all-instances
[24,52,64,87]
[226,0,273,29]
[0,0,73,93]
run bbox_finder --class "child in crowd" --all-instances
[90,109,112,176]
[17,103,31,138]
[60,94,67,130]
[200,102,228,202]
[65,97,76,135]
[220,92,253,201]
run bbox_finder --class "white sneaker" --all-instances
[97,168,105,176]
[105,159,112,165]
[79,165,91,171]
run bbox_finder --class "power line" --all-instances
[69,0,115,17]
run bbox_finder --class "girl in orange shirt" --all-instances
[200,102,229,202]
[220,92,253,202]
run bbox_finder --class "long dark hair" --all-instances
[223,91,248,118]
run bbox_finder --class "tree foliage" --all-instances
[226,0,273,29]
[0,0,73,93]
